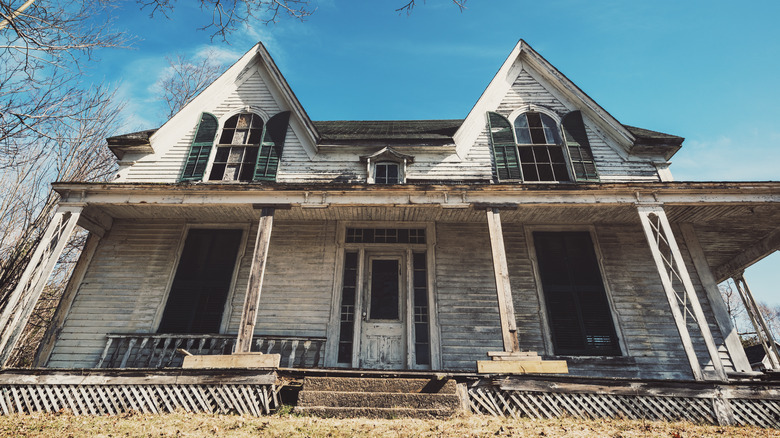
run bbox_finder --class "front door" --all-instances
[359,253,406,369]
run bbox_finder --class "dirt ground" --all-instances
[0,411,777,437]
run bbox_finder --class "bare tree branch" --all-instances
[157,52,225,119]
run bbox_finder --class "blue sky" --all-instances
[87,0,778,304]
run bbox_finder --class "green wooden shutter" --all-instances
[253,111,290,181]
[561,111,599,182]
[180,113,218,182]
[487,112,521,181]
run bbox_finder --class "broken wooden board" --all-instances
[182,353,281,369]
[477,360,568,374]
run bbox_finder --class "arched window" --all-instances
[513,112,568,182]
[209,113,264,181]
[487,110,599,183]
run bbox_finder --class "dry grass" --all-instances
[0,411,776,437]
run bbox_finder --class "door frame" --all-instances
[360,250,407,369]
[326,221,440,370]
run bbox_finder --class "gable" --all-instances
[455,40,637,160]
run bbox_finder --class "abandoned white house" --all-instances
[0,40,778,424]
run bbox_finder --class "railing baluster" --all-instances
[134,337,150,368]
[301,341,312,368]
[288,340,299,368]
[156,338,172,368]
[119,338,137,368]
[96,337,114,368]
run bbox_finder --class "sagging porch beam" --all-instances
[680,224,752,373]
[0,206,82,366]
[236,207,275,353]
[732,274,780,370]
[713,228,780,283]
[485,208,520,352]
[637,205,728,381]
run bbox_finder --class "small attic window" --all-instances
[361,147,414,185]
[375,162,399,184]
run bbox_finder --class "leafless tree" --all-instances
[720,281,780,347]
[158,52,226,119]
[396,0,466,14]
[138,0,316,41]
[0,0,126,365]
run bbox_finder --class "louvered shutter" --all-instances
[533,231,620,356]
[561,111,599,182]
[253,111,290,181]
[487,112,521,181]
[180,113,218,181]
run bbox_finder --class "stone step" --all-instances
[301,376,457,394]
[294,406,458,419]
[297,390,461,410]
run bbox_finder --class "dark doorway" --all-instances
[158,229,243,333]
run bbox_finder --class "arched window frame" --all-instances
[487,108,599,183]
[194,108,290,183]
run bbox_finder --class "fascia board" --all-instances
[453,40,524,158]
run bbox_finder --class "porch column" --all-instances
[236,207,274,353]
[485,208,520,352]
[732,273,780,370]
[0,206,82,366]
[679,223,752,372]
[637,205,727,381]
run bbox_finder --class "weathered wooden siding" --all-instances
[47,219,337,368]
[225,220,336,337]
[435,223,504,370]
[47,221,185,368]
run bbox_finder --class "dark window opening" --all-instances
[345,228,426,244]
[210,113,264,181]
[369,259,400,320]
[412,252,430,365]
[337,251,359,363]
[158,229,243,334]
[533,231,620,356]
[375,162,400,184]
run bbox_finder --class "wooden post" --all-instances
[0,206,82,366]
[680,223,752,373]
[732,273,780,370]
[637,205,728,381]
[485,208,519,352]
[236,208,274,353]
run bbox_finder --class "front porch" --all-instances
[2,182,778,381]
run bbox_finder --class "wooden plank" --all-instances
[35,232,102,367]
[236,208,274,353]
[680,223,752,372]
[485,208,519,352]
[713,228,780,282]
[477,360,568,374]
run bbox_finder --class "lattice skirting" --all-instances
[0,384,277,416]
[468,387,780,428]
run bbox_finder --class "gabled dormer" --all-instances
[455,40,683,183]
[112,42,318,183]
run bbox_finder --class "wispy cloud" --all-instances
[673,132,780,181]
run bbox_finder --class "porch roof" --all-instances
[54,180,779,283]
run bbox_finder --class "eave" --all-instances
[52,181,780,208]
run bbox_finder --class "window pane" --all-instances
[549,145,565,162]
[541,114,561,144]
[219,129,234,144]
[514,114,531,144]
[369,259,400,320]
[231,129,248,145]
[236,114,251,129]
[248,128,263,144]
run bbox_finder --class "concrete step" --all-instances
[301,376,457,394]
[297,390,461,410]
[294,406,458,419]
